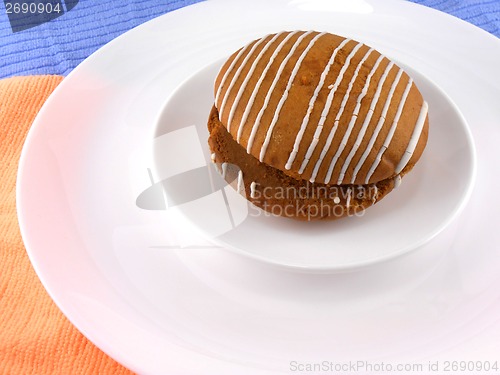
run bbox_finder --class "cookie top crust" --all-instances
[214,30,429,185]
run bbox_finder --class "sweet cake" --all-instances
[208,30,429,221]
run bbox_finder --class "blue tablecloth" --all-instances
[0,0,498,79]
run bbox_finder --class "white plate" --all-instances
[17,0,500,374]
[153,59,475,271]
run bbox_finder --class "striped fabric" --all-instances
[0,0,498,80]
[408,0,500,36]
[0,0,203,78]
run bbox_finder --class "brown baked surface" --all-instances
[208,106,409,221]
[214,30,428,186]
[208,30,429,220]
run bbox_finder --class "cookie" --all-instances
[208,30,429,220]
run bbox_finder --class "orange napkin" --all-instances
[0,76,134,375]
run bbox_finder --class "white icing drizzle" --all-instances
[259,31,325,162]
[228,32,285,133]
[284,38,352,170]
[250,181,257,199]
[245,31,301,152]
[394,174,402,189]
[364,77,413,184]
[234,32,286,142]
[334,48,375,125]
[394,101,428,174]
[221,162,228,179]
[336,56,389,184]
[210,153,216,162]
[372,185,378,204]
[300,42,365,180]
[237,170,244,193]
[214,39,256,107]
[316,48,376,184]
[346,187,352,208]
[218,36,272,129]
[333,196,340,204]
[349,67,403,184]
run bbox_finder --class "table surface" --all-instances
[0,0,499,79]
